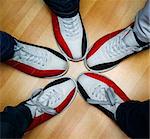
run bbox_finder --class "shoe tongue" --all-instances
[122,29,139,47]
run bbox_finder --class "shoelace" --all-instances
[14,44,47,67]
[87,86,118,106]
[106,29,143,58]
[29,88,59,115]
[61,16,80,38]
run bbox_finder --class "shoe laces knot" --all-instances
[87,85,119,106]
[29,88,62,115]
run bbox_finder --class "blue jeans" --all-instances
[0,0,80,62]
[0,31,16,62]
[116,100,149,138]
[0,104,32,138]
[0,100,149,138]
[44,0,80,17]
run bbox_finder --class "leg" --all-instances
[0,31,68,78]
[44,0,80,18]
[85,0,149,72]
[116,100,149,138]
[0,77,77,137]
[133,0,150,43]
[77,72,149,138]
[0,31,16,62]
[0,104,32,138]
[44,0,87,61]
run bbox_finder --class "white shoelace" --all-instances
[28,88,62,116]
[14,43,47,67]
[87,85,119,106]
[61,15,80,38]
[105,29,143,59]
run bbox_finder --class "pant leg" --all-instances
[116,100,149,138]
[43,0,80,18]
[0,104,32,138]
[0,31,16,62]
[133,0,150,43]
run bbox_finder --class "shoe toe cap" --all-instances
[66,40,86,61]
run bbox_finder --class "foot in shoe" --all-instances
[52,12,87,61]
[85,25,149,72]
[77,72,130,120]
[24,77,77,130]
[4,32,68,77]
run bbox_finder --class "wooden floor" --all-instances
[0,0,149,139]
